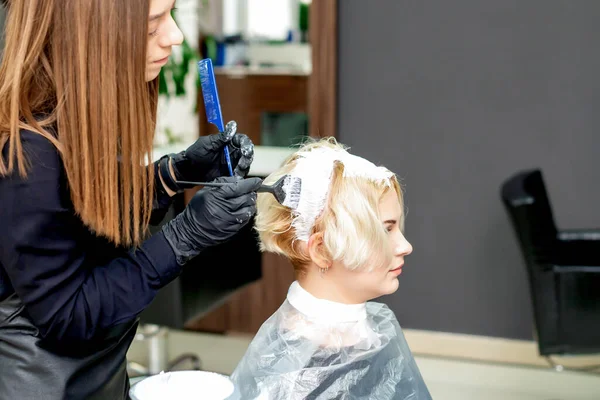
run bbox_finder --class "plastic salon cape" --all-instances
[228,281,432,400]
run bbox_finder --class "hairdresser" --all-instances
[0,1,261,399]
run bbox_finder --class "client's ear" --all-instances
[307,232,331,270]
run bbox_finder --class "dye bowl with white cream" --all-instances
[129,371,234,400]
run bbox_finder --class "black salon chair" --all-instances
[500,169,600,367]
[130,193,262,376]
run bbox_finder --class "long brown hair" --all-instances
[0,0,158,246]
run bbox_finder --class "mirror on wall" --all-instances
[155,0,313,148]
[195,0,312,148]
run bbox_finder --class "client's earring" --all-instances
[319,266,329,275]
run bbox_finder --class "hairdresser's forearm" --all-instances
[150,158,177,225]
[157,158,178,197]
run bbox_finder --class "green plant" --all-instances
[158,32,198,98]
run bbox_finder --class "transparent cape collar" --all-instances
[228,282,434,399]
[286,281,367,323]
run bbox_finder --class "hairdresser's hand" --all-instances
[161,176,261,265]
[170,121,254,185]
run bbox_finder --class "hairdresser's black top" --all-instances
[0,129,179,341]
[0,130,180,398]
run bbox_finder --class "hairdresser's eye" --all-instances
[149,29,159,37]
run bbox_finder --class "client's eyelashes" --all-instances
[384,219,397,233]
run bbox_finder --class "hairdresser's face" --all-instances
[146,0,184,82]
[335,190,413,302]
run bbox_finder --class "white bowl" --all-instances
[129,371,234,400]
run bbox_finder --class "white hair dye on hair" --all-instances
[285,146,393,242]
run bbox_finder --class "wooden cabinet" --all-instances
[184,253,295,334]
[197,70,309,145]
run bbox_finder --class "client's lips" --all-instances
[389,265,404,275]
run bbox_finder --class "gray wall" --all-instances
[338,0,600,340]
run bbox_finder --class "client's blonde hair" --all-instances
[255,138,404,276]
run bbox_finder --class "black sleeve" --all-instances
[0,132,182,345]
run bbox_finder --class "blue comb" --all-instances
[197,58,234,176]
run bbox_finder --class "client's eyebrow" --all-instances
[383,219,397,225]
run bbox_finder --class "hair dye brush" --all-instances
[176,175,302,209]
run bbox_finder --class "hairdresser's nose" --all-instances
[160,17,184,47]
[394,232,413,257]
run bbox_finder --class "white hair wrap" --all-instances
[285,147,394,242]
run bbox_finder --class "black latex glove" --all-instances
[170,121,254,187]
[161,176,262,265]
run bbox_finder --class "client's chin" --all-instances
[379,278,400,297]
